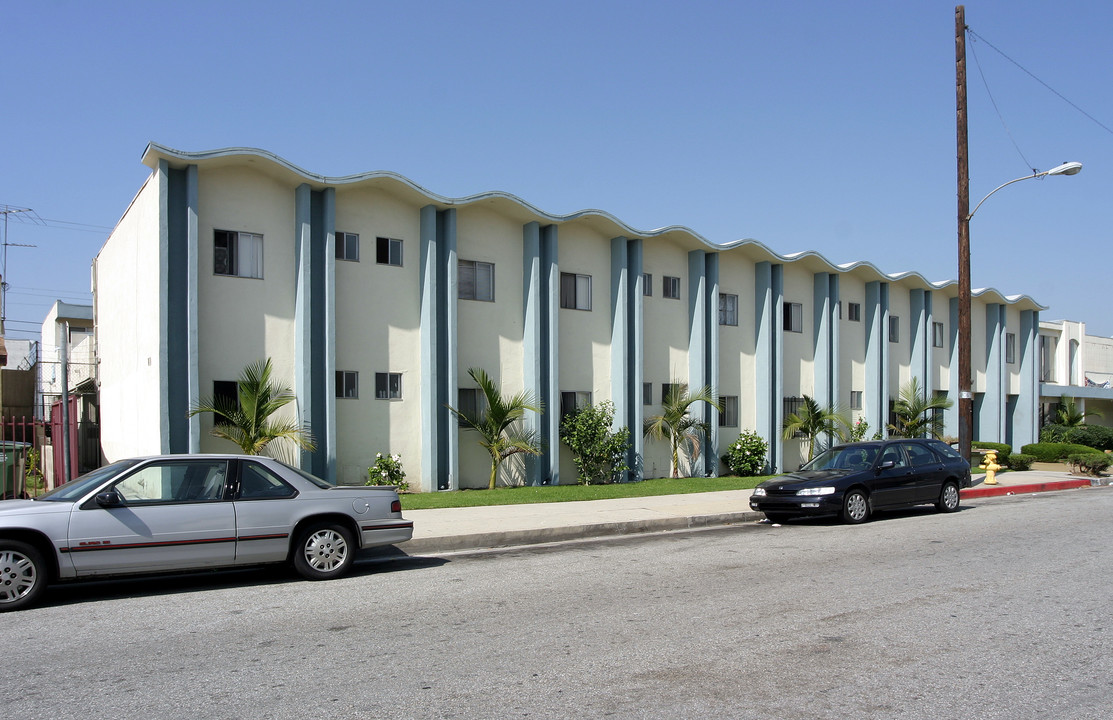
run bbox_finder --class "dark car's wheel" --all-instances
[936,481,961,513]
[292,523,355,581]
[842,489,870,524]
[764,512,791,524]
[0,540,47,612]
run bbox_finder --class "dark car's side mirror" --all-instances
[95,490,124,507]
[877,460,895,472]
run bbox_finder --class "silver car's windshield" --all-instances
[35,459,143,502]
[802,445,880,472]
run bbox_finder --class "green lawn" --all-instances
[399,475,771,510]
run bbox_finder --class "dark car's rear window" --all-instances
[927,440,964,460]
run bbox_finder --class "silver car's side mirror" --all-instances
[95,490,124,507]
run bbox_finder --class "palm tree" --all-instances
[887,378,953,439]
[189,358,315,457]
[1055,395,1100,427]
[782,395,850,462]
[447,367,544,490]
[643,381,722,478]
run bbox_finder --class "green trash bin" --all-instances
[0,441,32,499]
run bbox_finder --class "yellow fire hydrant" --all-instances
[979,450,1001,486]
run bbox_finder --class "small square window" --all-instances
[783,302,802,333]
[213,380,239,426]
[643,273,652,297]
[663,276,681,299]
[457,388,484,419]
[560,272,592,310]
[1006,332,1016,364]
[850,390,863,410]
[889,316,900,343]
[848,302,861,322]
[375,372,402,399]
[719,396,739,427]
[662,383,676,404]
[643,382,653,406]
[719,293,738,326]
[214,230,263,279]
[336,232,360,261]
[335,371,358,399]
[376,236,402,266]
[933,322,945,349]
[560,391,592,418]
[459,259,495,301]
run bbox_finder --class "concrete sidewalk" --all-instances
[400,469,1106,556]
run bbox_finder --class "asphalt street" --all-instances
[4,488,1111,719]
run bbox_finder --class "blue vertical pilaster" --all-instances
[160,160,197,454]
[1015,309,1039,447]
[755,261,784,472]
[540,224,560,484]
[626,239,645,480]
[864,281,890,436]
[981,303,1006,442]
[523,222,544,485]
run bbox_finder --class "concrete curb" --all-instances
[961,478,1094,499]
[403,510,765,555]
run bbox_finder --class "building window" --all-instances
[375,372,402,399]
[933,321,945,349]
[663,276,681,299]
[783,396,805,436]
[1040,335,1056,382]
[459,259,494,301]
[457,388,485,419]
[662,383,677,404]
[376,236,402,266]
[336,232,360,261]
[719,396,739,427]
[560,391,592,418]
[783,302,802,333]
[1006,332,1016,364]
[214,230,263,279]
[850,390,863,410]
[643,382,653,406]
[848,302,861,322]
[889,316,900,343]
[643,273,652,297]
[719,293,739,326]
[212,380,239,425]
[335,371,358,399]
[560,272,592,310]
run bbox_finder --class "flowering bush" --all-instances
[367,452,408,490]
[721,430,769,477]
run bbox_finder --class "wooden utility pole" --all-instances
[956,5,973,460]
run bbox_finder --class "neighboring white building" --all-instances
[92,144,1047,490]
[1038,319,1113,426]
[38,301,95,417]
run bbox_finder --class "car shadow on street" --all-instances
[769,504,973,527]
[42,546,450,610]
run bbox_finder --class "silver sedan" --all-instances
[0,454,413,611]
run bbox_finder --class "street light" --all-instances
[957,161,1082,462]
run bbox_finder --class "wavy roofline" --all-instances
[142,143,1045,310]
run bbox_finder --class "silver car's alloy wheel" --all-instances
[0,548,38,606]
[302,528,349,572]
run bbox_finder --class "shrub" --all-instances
[721,430,769,477]
[1067,452,1111,476]
[1063,424,1113,452]
[560,401,631,485]
[1020,442,1103,462]
[367,452,408,490]
[1007,454,1035,471]
[1039,424,1070,443]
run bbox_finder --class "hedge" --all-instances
[1067,452,1111,476]
[1020,442,1103,462]
[1007,454,1035,471]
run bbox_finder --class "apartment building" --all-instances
[92,144,1045,490]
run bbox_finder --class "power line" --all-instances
[967,27,1113,138]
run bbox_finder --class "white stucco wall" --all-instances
[94,174,165,460]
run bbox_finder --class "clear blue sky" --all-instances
[2,0,1110,341]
